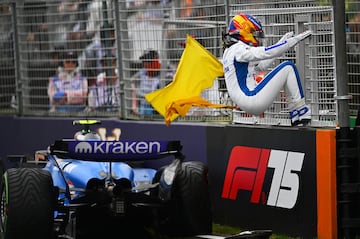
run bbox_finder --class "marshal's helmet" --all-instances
[226,13,264,47]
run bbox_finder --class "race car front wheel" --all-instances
[0,168,54,239]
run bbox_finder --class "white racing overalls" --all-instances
[222,31,311,122]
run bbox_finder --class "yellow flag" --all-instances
[164,96,236,125]
[145,35,233,125]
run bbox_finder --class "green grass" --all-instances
[212,223,300,239]
[212,223,242,236]
[146,223,298,238]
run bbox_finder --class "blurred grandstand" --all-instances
[0,0,359,127]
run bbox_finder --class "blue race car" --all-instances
[0,120,212,239]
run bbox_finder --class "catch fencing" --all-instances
[0,0,359,127]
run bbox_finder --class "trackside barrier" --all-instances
[0,116,345,238]
[316,130,337,239]
[336,127,360,238]
[207,125,339,238]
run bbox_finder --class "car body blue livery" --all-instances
[0,120,212,239]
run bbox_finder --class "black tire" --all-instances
[0,168,54,239]
[165,161,213,237]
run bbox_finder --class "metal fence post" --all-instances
[333,0,350,128]
[12,1,22,115]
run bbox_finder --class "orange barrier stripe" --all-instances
[316,129,337,239]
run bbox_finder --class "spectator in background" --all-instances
[79,25,116,87]
[180,0,204,19]
[348,12,360,53]
[44,0,87,51]
[86,0,114,40]
[88,54,120,111]
[48,51,88,112]
[50,46,65,73]
[131,49,161,115]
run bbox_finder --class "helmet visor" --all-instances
[252,29,265,39]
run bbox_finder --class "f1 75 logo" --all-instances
[221,146,304,209]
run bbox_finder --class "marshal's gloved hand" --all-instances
[293,30,313,42]
[287,30,313,47]
[278,31,294,43]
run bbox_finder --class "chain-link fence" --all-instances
[0,0,359,127]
